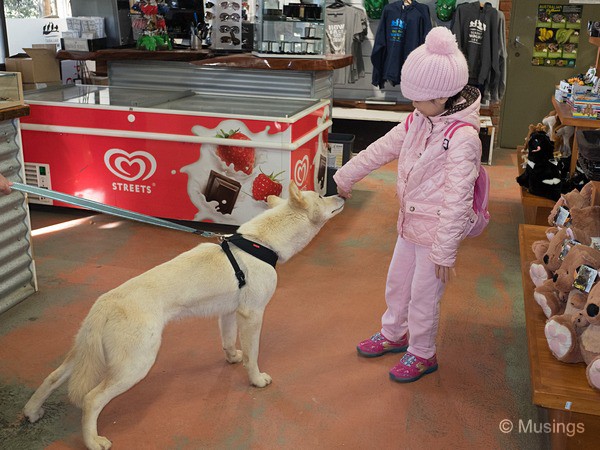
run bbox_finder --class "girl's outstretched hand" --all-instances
[337,187,352,199]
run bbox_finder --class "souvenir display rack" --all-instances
[253,0,326,58]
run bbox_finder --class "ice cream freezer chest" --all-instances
[20,85,332,226]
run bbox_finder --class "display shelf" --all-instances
[254,0,326,58]
[551,96,600,176]
[519,224,600,448]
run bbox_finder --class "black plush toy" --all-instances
[516,124,562,201]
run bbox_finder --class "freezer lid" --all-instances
[151,94,324,120]
[24,84,326,120]
[24,84,195,108]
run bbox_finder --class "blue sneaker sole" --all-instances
[356,345,408,358]
[389,364,438,383]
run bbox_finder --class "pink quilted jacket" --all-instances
[333,93,482,267]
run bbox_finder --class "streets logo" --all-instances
[104,149,156,194]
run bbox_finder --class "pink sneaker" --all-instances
[356,332,408,357]
[389,352,438,383]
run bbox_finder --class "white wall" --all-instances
[6,18,67,54]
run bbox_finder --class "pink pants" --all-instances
[380,236,446,359]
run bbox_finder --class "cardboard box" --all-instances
[4,44,60,84]
[60,37,107,52]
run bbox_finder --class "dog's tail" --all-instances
[67,304,107,408]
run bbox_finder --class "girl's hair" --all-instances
[444,91,463,110]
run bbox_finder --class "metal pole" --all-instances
[0,1,10,61]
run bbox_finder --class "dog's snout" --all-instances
[543,255,549,264]
[552,273,558,282]
[587,303,600,318]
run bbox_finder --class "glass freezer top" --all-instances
[24,84,324,119]
[24,84,193,108]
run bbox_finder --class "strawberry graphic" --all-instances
[252,170,284,201]
[216,129,254,175]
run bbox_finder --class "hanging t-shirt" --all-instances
[451,1,499,89]
[325,5,368,85]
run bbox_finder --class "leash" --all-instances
[12,183,279,290]
[11,182,221,238]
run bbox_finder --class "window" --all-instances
[4,0,71,19]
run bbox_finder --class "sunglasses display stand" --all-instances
[253,0,325,58]
[208,1,244,51]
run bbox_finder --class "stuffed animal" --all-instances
[547,182,594,227]
[545,282,600,390]
[516,124,562,201]
[529,226,591,287]
[534,244,600,318]
[571,206,600,238]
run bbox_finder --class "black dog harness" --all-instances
[220,234,278,289]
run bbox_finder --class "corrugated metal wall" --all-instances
[0,118,37,314]
[110,61,333,100]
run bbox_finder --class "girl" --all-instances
[333,27,482,383]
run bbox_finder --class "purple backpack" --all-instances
[444,121,490,237]
[405,115,490,238]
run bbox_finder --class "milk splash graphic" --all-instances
[181,120,292,225]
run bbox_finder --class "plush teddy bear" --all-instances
[547,182,594,227]
[534,244,600,318]
[545,281,600,390]
[516,124,562,201]
[529,226,591,287]
[571,206,600,238]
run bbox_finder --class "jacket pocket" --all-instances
[403,200,440,219]
[402,200,440,245]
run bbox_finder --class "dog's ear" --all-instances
[267,195,284,208]
[288,182,308,210]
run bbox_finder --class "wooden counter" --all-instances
[520,224,600,448]
[191,53,352,71]
[0,105,30,122]
[551,96,600,175]
[56,49,352,75]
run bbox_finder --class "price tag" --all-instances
[559,239,580,261]
[554,206,571,227]
[573,264,598,293]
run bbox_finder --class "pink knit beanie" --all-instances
[400,27,469,101]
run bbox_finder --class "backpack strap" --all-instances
[442,121,478,150]
[404,112,414,132]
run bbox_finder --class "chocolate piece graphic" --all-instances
[204,170,242,215]
[318,155,326,190]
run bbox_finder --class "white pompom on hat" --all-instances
[400,27,469,101]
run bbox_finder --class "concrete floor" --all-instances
[0,147,549,449]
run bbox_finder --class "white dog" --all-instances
[23,183,344,450]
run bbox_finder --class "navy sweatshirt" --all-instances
[371,0,432,89]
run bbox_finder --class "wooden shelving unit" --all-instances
[520,224,600,448]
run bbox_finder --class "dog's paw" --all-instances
[23,406,44,423]
[86,435,112,450]
[226,349,243,364]
[251,372,272,388]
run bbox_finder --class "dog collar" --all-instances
[220,234,278,289]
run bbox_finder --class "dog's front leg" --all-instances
[237,308,272,387]
[219,311,242,363]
